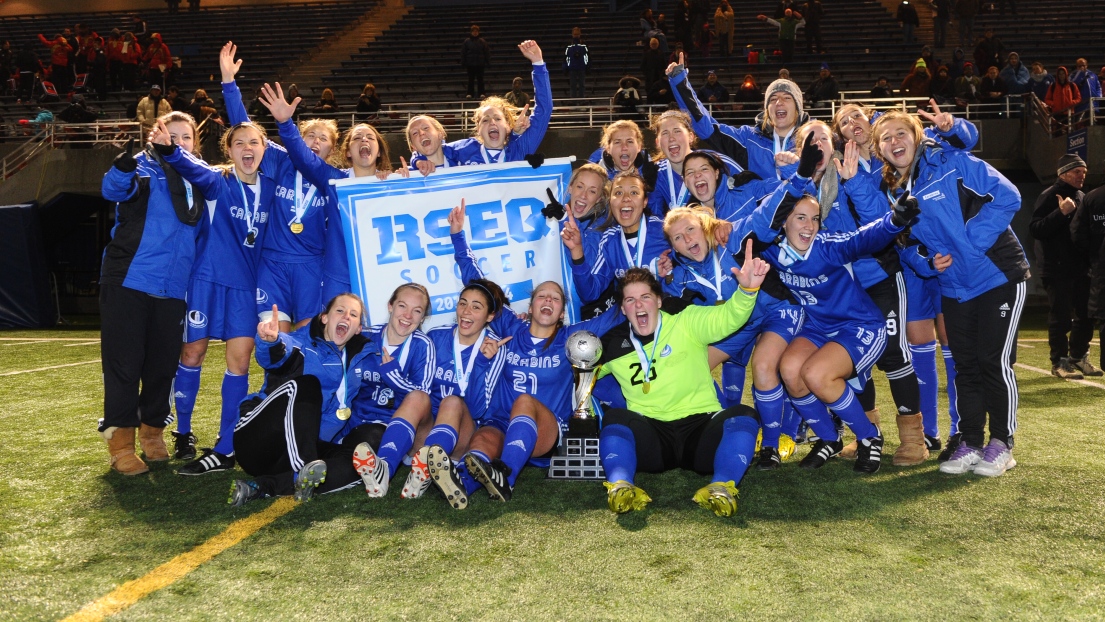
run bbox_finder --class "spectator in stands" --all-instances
[461,24,491,99]
[1099,66,1105,90]
[920,45,937,72]
[106,29,123,91]
[166,85,187,111]
[613,76,643,120]
[870,76,894,98]
[640,8,657,46]
[38,33,73,95]
[897,1,919,45]
[565,27,590,98]
[674,1,692,51]
[948,47,967,79]
[778,68,791,80]
[669,41,685,65]
[119,32,142,91]
[144,33,171,89]
[756,9,804,64]
[188,0,201,12]
[247,86,271,122]
[931,0,951,48]
[802,0,825,54]
[88,37,109,101]
[714,1,735,57]
[648,77,675,107]
[137,84,172,135]
[972,29,1003,76]
[642,38,668,92]
[697,70,729,104]
[504,77,530,108]
[930,65,955,104]
[656,13,669,35]
[58,95,98,123]
[804,63,838,105]
[1000,52,1029,95]
[0,41,12,80]
[1028,62,1054,101]
[187,88,216,123]
[356,83,382,116]
[312,88,339,114]
[900,58,931,98]
[773,0,798,18]
[15,41,42,103]
[1072,163,1105,375]
[954,0,978,48]
[131,16,148,46]
[733,73,762,110]
[979,66,1007,116]
[1045,66,1081,118]
[1070,58,1102,115]
[954,62,980,105]
[1031,154,1097,379]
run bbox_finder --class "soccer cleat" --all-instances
[426,445,467,510]
[853,434,884,474]
[793,421,809,444]
[938,442,984,474]
[1052,358,1084,380]
[755,446,781,471]
[1072,355,1103,377]
[171,431,197,461]
[938,433,962,462]
[353,442,389,498]
[400,446,432,499]
[924,435,942,452]
[604,480,652,514]
[228,480,266,507]
[177,448,235,476]
[465,453,513,502]
[778,434,797,461]
[693,481,739,517]
[973,439,1016,477]
[799,439,843,470]
[294,460,327,502]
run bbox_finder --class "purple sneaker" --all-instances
[974,439,1016,477]
[938,442,983,474]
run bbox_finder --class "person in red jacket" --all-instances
[38,33,73,94]
[118,31,143,91]
[1045,66,1081,115]
[144,33,171,88]
[106,29,124,90]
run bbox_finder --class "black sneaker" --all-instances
[937,433,962,463]
[794,421,808,444]
[172,431,197,461]
[465,454,513,502]
[755,446,781,471]
[853,434,884,474]
[426,445,467,510]
[177,448,235,476]
[228,480,266,507]
[924,435,942,452]
[293,460,327,502]
[799,439,843,470]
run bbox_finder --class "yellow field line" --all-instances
[62,497,297,622]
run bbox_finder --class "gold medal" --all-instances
[336,407,351,420]
[290,222,304,234]
[643,381,651,394]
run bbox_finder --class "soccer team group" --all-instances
[99,38,1028,518]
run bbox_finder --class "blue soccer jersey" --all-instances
[646,151,743,216]
[425,324,507,430]
[569,215,670,304]
[349,324,435,425]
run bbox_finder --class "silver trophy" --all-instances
[565,330,603,434]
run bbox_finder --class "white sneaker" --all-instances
[938,442,984,474]
[974,439,1016,477]
[353,442,390,497]
[400,446,432,499]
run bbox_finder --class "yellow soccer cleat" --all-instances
[693,481,740,517]
[754,430,763,453]
[603,480,652,514]
[778,434,797,461]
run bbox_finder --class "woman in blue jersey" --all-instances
[644,110,746,217]
[152,118,275,477]
[410,40,550,168]
[587,119,649,179]
[98,112,204,476]
[425,200,625,508]
[872,110,1028,478]
[658,204,802,469]
[542,162,610,319]
[228,294,375,506]
[406,115,457,176]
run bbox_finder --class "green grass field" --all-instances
[2,315,1105,621]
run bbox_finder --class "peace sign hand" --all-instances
[258,304,281,342]
[448,199,467,235]
[480,335,513,359]
[514,104,531,134]
[381,345,393,365]
[560,211,584,259]
[917,98,954,133]
[259,82,300,124]
[731,239,770,291]
[657,249,673,278]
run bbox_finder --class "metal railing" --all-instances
[1,121,141,182]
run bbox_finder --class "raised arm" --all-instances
[918,99,979,150]
[261,82,345,189]
[506,41,552,160]
[150,120,222,198]
[668,61,751,171]
[219,42,249,126]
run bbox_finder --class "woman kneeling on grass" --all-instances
[598,247,767,518]
[228,294,374,506]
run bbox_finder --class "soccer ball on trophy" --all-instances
[565,330,603,371]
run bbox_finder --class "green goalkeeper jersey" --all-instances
[597,288,758,421]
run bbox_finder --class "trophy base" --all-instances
[547,437,606,480]
[567,416,599,438]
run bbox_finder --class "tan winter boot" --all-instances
[892,413,930,466]
[138,423,170,462]
[102,427,149,476]
[839,408,881,460]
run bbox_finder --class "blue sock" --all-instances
[780,396,800,438]
[789,392,839,442]
[592,374,627,409]
[942,345,960,435]
[753,384,786,448]
[599,423,637,483]
[500,415,538,487]
[377,418,416,477]
[713,416,758,485]
[719,362,746,408]
[911,341,939,437]
[458,450,487,494]
[827,385,879,440]
[213,371,248,455]
[424,424,459,455]
[173,363,202,434]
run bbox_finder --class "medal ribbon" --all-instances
[628,315,662,391]
[291,171,318,227]
[453,326,487,396]
[619,215,647,269]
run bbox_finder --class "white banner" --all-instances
[332,158,577,330]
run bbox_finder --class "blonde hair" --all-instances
[297,118,341,166]
[831,103,873,144]
[600,119,644,151]
[649,109,697,159]
[663,204,723,255]
[870,110,925,190]
[793,119,833,155]
[470,96,519,141]
[567,162,611,220]
[218,122,268,175]
[339,123,393,173]
[157,110,199,155]
[405,114,448,154]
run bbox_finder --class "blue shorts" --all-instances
[321,271,353,309]
[903,267,941,322]
[185,279,257,342]
[797,321,887,393]
[711,296,803,365]
[256,255,324,323]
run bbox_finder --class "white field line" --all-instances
[1015,363,1105,391]
[0,360,101,376]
